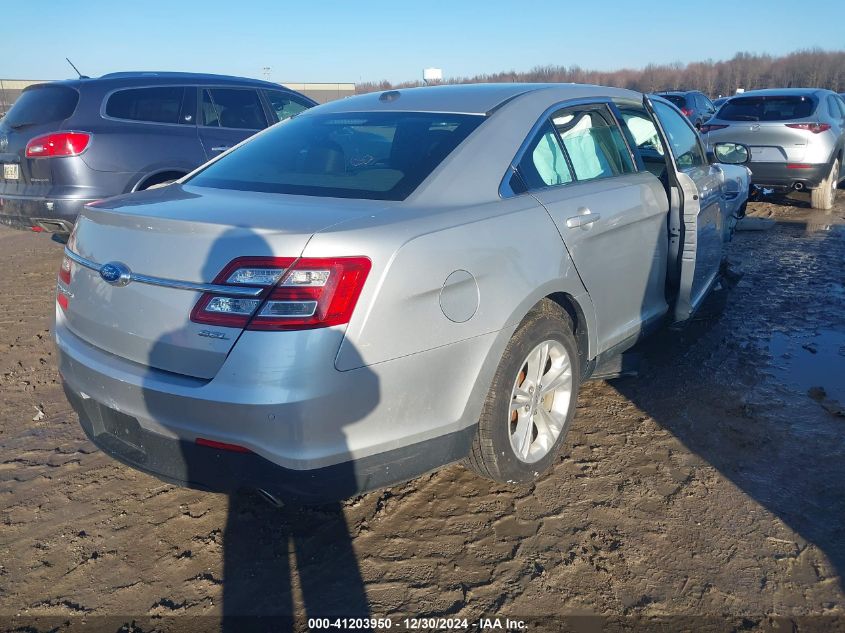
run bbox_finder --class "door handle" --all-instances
[211,146,231,152]
[565,207,601,229]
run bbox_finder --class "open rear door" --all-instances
[644,95,725,323]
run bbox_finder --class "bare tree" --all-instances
[356,49,845,97]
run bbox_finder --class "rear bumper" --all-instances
[0,194,93,231]
[64,383,474,504]
[746,162,829,191]
[55,308,498,502]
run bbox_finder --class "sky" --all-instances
[2,0,843,84]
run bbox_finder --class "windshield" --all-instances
[2,85,79,128]
[718,95,817,121]
[187,111,485,201]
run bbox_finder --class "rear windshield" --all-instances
[187,111,485,200]
[718,95,817,121]
[659,94,687,108]
[2,85,79,128]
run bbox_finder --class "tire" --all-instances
[464,300,581,484]
[810,159,839,210]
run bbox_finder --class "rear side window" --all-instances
[551,106,635,182]
[661,94,686,109]
[264,90,313,122]
[516,121,573,190]
[201,88,267,130]
[105,87,192,124]
[719,95,817,121]
[3,85,78,127]
[187,111,484,201]
[827,95,845,118]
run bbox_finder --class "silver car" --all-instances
[55,84,750,503]
[701,88,845,209]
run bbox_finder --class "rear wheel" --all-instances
[464,300,580,484]
[811,159,839,210]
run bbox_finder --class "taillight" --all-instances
[57,254,72,311]
[785,123,831,134]
[681,107,693,117]
[699,124,728,134]
[25,132,91,158]
[190,256,372,331]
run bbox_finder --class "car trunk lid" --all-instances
[61,184,373,379]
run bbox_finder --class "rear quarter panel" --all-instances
[302,197,594,372]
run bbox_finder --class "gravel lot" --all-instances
[1,195,844,632]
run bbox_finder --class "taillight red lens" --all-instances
[251,257,371,330]
[190,256,371,331]
[57,255,72,311]
[785,123,831,134]
[26,132,91,158]
[681,107,693,117]
[699,124,728,134]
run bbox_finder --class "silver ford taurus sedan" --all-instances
[55,84,750,503]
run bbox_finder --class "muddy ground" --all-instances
[1,194,844,632]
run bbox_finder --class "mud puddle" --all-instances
[768,329,845,405]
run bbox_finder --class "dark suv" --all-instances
[0,72,316,234]
[655,90,717,130]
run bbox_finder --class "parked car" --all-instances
[713,96,730,110]
[55,84,750,504]
[0,72,317,234]
[655,90,717,129]
[701,88,845,209]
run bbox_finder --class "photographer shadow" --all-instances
[141,227,375,630]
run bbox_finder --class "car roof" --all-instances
[305,83,643,115]
[25,72,281,91]
[731,88,829,98]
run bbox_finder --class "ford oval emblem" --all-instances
[99,261,131,287]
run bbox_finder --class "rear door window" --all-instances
[718,95,817,121]
[3,85,79,127]
[201,88,267,130]
[264,90,313,122]
[551,105,635,181]
[105,87,190,124]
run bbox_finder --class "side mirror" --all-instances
[712,142,750,165]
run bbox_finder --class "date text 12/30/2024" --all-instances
[307,617,527,630]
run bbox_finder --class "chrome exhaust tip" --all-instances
[793,182,805,191]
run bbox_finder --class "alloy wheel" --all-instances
[508,339,573,463]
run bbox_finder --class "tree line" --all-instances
[356,49,845,97]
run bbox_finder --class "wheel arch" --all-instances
[545,291,591,379]
[132,169,189,192]
[457,285,597,432]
